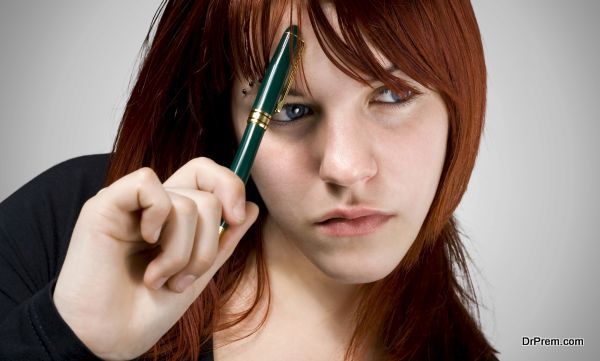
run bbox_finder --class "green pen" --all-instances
[219,25,304,235]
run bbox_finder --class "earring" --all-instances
[241,80,256,96]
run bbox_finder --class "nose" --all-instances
[318,115,378,187]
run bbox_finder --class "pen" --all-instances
[219,25,304,235]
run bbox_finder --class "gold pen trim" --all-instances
[247,109,272,129]
[275,37,305,113]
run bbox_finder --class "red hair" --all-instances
[104,0,496,359]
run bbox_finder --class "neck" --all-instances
[214,217,385,360]
[262,216,360,320]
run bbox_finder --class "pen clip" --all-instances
[275,36,305,113]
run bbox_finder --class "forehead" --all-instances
[259,2,395,79]
[229,0,422,94]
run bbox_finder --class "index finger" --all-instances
[163,157,247,225]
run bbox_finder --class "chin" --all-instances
[311,250,405,284]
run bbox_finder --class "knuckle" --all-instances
[191,254,215,275]
[135,167,158,184]
[171,196,198,217]
[234,179,246,200]
[225,172,245,197]
[190,157,214,169]
[162,253,189,271]
[202,193,222,213]
[154,196,173,216]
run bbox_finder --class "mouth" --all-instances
[314,208,393,237]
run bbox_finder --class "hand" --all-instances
[53,157,259,360]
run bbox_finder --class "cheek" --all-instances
[249,134,311,213]
[377,99,448,222]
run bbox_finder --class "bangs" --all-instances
[226,0,448,98]
[227,0,293,83]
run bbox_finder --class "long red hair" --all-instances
[103,0,496,359]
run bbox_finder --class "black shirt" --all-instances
[0,154,213,361]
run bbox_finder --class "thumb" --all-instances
[213,201,260,267]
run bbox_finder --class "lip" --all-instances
[314,208,393,237]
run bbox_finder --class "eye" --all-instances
[372,87,414,105]
[272,103,313,123]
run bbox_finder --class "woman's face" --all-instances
[230,15,448,284]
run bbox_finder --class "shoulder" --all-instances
[2,153,111,206]
[0,153,112,235]
[0,153,112,273]
[0,151,112,221]
[33,153,111,189]
[0,153,112,293]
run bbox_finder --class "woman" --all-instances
[0,0,497,360]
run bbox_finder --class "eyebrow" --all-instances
[287,87,305,97]
[285,64,401,98]
[365,64,399,82]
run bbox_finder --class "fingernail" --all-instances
[233,203,246,222]
[175,274,196,293]
[152,276,168,290]
[153,228,162,242]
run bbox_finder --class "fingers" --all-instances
[142,192,202,290]
[143,187,259,294]
[163,157,247,226]
[143,189,221,292]
[92,159,257,294]
[166,194,220,293]
[175,201,260,298]
[90,168,171,244]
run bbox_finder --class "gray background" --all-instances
[1,1,598,360]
